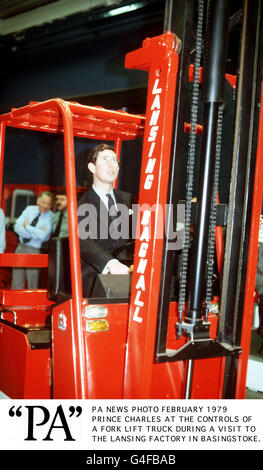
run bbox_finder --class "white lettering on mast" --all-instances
[133,77,162,323]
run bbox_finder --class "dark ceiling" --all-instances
[0,0,58,19]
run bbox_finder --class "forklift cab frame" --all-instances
[0,98,145,398]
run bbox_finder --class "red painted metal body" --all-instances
[123,33,180,398]
[235,83,263,397]
[0,31,261,399]
[0,289,52,398]
[52,299,222,399]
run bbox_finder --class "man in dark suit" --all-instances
[78,143,133,296]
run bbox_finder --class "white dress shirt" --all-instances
[14,205,53,248]
[92,184,117,211]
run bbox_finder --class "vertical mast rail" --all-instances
[219,0,263,398]
[123,32,180,398]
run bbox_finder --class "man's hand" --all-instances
[107,259,130,275]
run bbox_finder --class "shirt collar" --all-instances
[92,184,114,197]
[92,184,116,206]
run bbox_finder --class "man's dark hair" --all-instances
[55,188,67,196]
[87,143,116,165]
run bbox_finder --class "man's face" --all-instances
[89,149,119,186]
[38,195,52,213]
[55,194,67,211]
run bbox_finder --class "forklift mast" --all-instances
[124,0,263,398]
[0,0,262,399]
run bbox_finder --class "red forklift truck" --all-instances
[0,0,262,400]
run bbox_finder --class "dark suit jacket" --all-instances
[78,187,133,296]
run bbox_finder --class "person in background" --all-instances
[0,208,6,253]
[11,191,53,289]
[53,188,68,237]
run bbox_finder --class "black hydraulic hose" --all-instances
[202,0,231,104]
[185,0,231,324]
[185,101,219,323]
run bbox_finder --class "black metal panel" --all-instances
[0,319,51,349]
[156,339,241,362]
[218,0,263,398]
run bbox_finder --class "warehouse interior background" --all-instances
[0,0,243,197]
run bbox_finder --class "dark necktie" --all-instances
[54,211,63,237]
[22,212,40,244]
[106,193,118,217]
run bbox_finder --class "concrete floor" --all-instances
[246,388,263,398]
